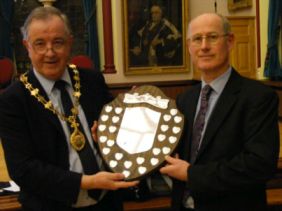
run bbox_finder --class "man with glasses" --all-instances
[160,13,279,211]
[0,6,138,211]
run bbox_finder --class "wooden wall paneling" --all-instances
[108,80,199,99]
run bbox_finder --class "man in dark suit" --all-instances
[0,6,137,211]
[160,13,280,211]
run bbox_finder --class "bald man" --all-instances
[160,13,279,211]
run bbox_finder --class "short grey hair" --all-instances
[217,13,231,34]
[187,13,232,39]
[21,6,72,40]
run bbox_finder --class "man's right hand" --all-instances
[81,172,139,191]
[130,47,141,55]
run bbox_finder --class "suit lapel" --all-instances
[196,70,242,161]
[27,70,63,132]
[69,68,93,127]
[182,84,201,161]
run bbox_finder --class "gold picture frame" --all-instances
[122,0,189,75]
[228,0,252,11]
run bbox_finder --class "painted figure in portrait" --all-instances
[128,1,182,67]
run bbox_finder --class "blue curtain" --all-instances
[0,1,14,59]
[83,0,100,70]
[264,0,282,79]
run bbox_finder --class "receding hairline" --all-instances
[187,13,232,39]
[21,6,72,40]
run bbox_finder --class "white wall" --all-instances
[97,0,259,84]
[257,0,269,79]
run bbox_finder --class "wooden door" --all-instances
[228,16,256,79]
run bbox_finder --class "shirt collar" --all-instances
[33,68,71,96]
[202,66,232,95]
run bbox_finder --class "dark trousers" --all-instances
[72,191,122,211]
[180,206,195,211]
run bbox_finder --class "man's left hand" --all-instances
[160,155,189,182]
[91,121,98,143]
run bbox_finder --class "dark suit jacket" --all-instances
[0,68,120,210]
[171,69,280,211]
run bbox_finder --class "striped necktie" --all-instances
[190,85,212,163]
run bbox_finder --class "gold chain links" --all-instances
[20,64,86,151]
[20,64,81,125]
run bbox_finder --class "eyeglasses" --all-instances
[189,33,229,46]
[30,38,67,54]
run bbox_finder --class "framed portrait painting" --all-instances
[228,0,252,11]
[122,0,189,75]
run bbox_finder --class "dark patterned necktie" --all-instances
[190,85,212,163]
[54,80,101,200]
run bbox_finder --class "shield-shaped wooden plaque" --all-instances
[97,85,184,181]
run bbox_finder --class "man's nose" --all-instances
[45,44,56,55]
[200,38,211,49]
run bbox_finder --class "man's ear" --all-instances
[22,39,29,51]
[187,40,192,54]
[227,33,235,50]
